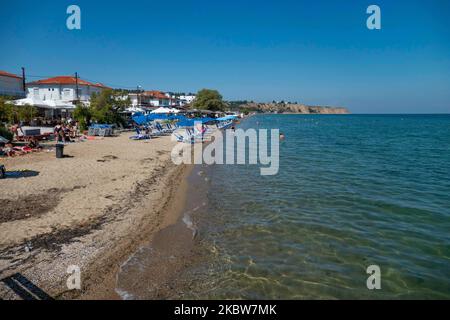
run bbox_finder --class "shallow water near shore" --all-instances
[117,114,450,299]
[186,114,450,299]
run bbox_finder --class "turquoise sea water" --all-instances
[188,114,450,299]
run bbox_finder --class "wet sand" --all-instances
[112,163,212,300]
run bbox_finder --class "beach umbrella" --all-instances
[151,107,172,114]
[132,113,148,125]
[177,119,196,127]
[13,97,75,110]
[125,106,146,114]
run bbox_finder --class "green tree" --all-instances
[73,103,92,131]
[0,97,14,123]
[16,104,38,123]
[191,89,226,111]
[0,98,37,124]
[89,89,130,125]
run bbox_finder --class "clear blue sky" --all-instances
[1,0,449,113]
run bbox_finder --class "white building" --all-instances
[129,90,179,108]
[178,95,196,106]
[145,91,174,107]
[14,76,110,119]
[26,76,109,103]
[0,70,25,98]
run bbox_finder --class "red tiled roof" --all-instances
[144,90,169,99]
[27,76,110,89]
[0,70,22,79]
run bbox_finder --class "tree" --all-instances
[16,104,38,123]
[191,89,226,111]
[73,103,92,131]
[0,97,14,123]
[89,89,130,126]
[0,97,37,124]
[73,90,131,130]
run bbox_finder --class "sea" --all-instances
[118,114,450,300]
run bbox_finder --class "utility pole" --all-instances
[75,72,79,101]
[21,67,26,95]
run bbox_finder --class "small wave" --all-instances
[115,288,135,300]
[183,213,198,238]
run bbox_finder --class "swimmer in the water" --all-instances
[280,133,286,140]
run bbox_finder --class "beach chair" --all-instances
[172,132,193,143]
[88,127,99,136]
[182,128,205,143]
[154,123,171,135]
[163,123,175,134]
[148,124,164,136]
[129,134,151,140]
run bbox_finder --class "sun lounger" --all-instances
[173,132,189,143]
[88,125,114,137]
[172,128,206,144]
[129,134,151,140]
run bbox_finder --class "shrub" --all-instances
[0,125,13,141]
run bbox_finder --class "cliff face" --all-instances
[241,103,350,114]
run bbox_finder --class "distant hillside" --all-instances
[234,102,350,114]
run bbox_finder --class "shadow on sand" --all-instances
[4,170,40,179]
[0,273,53,300]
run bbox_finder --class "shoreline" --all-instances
[82,162,194,300]
[112,163,209,299]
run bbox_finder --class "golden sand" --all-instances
[0,132,189,299]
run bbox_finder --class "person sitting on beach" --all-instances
[27,137,43,151]
[3,142,24,157]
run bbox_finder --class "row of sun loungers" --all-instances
[88,125,114,137]
[129,122,176,140]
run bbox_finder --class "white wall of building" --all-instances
[27,84,104,102]
[179,95,196,106]
[0,75,24,97]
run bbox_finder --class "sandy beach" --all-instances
[0,132,191,299]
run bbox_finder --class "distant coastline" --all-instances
[235,102,350,114]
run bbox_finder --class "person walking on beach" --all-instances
[54,122,64,144]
